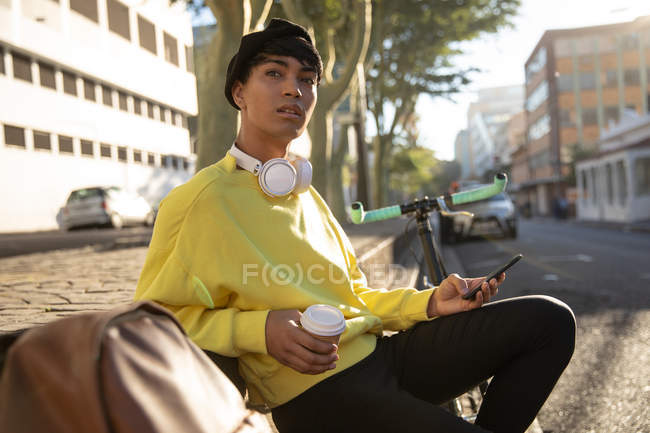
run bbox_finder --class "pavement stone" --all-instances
[0,219,411,333]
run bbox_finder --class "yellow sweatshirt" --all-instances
[134,152,435,408]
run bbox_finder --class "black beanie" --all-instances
[224,18,316,110]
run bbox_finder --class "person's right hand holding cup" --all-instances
[300,304,346,346]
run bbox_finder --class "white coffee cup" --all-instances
[300,304,346,345]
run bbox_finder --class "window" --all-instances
[163,32,178,66]
[580,72,595,90]
[62,71,77,95]
[183,158,189,170]
[182,115,188,129]
[33,130,51,150]
[581,170,589,202]
[147,101,155,119]
[70,0,98,22]
[171,156,178,170]
[133,97,142,115]
[559,109,574,127]
[624,69,640,86]
[138,15,156,55]
[173,110,182,126]
[12,52,32,82]
[133,150,142,163]
[528,114,550,142]
[80,139,94,157]
[39,62,56,89]
[526,46,546,83]
[606,163,613,204]
[556,74,572,92]
[118,92,128,111]
[526,81,548,112]
[147,153,155,166]
[582,107,598,125]
[634,157,650,196]
[603,70,617,88]
[117,146,127,162]
[102,85,113,106]
[0,47,4,75]
[83,79,95,101]
[4,125,26,148]
[616,160,627,206]
[621,33,639,51]
[159,105,167,123]
[58,135,74,154]
[185,45,193,72]
[107,0,130,40]
[604,106,619,127]
[100,143,112,158]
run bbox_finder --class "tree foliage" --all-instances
[367,0,521,206]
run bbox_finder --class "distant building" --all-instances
[454,129,470,179]
[576,112,650,223]
[517,15,650,216]
[463,85,524,180]
[0,0,197,232]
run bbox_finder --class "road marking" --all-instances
[538,254,593,263]
[543,274,560,281]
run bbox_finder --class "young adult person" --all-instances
[134,18,575,433]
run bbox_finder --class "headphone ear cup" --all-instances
[258,159,297,197]
[292,158,312,194]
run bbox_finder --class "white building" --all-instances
[576,113,650,223]
[454,129,470,180]
[0,0,197,232]
[464,85,524,179]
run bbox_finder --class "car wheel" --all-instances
[508,223,518,238]
[111,213,124,230]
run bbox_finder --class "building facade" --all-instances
[0,0,197,232]
[576,113,650,223]
[454,129,470,179]
[517,15,650,216]
[463,85,524,180]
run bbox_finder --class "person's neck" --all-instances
[235,129,290,163]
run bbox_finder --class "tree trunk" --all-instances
[195,28,239,171]
[373,134,391,207]
[195,0,273,172]
[328,122,349,221]
[307,103,332,197]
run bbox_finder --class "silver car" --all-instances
[60,186,154,230]
[440,190,517,242]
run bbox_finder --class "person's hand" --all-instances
[265,309,339,374]
[427,272,505,318]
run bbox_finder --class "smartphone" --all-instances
[462,254,523,300]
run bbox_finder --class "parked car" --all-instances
[440,189,517,243]
[60,186,155,230]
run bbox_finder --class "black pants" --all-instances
[272,296,576,433]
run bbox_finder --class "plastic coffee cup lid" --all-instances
[300,304,346,337]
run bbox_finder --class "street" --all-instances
[450,219,650,433]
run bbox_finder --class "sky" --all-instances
[191,0,650,161]
[417,0,650,160]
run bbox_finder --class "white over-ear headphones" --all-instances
[228,143,312,197]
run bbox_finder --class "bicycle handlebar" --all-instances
[450,173,507,205]
[350,173,507,224]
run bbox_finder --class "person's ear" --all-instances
[232,81,246,110]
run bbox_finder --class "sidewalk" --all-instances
[0,219,411,332]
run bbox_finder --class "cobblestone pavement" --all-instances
[0,219,411,332]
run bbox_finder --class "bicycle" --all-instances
[349,173,508,423]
